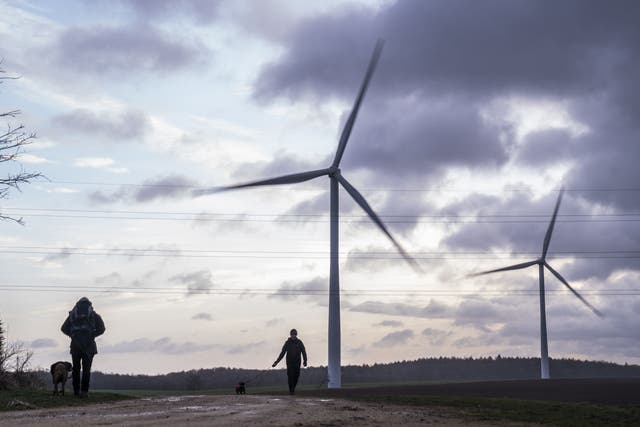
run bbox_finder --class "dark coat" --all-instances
[61,309,105,356]
[274,337,307,366]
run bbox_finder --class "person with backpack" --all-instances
[61,297,105,398]
[272,328,307,395]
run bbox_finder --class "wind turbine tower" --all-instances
[470,188,603,379]
[197,40,419,388]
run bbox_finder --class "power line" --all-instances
[42,180,640,193]
[3,245,639,255]
[4,207,640,218]
[0,284,638,297]
[4,212,640,223]
[1,247,639,260]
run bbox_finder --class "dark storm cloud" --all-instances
[117,0,222,24]
[256,1,639,101]
[170,270,215,296]
[253,0,640,214]
[373,329,414,348]
[89,175,197,205]
[30,338,57,349]
[52,108,150,140]
[340,98,511,183]
[53,24,209,75]
[444,191,640,281]
[102,337,216,354]
[462,288,640,359]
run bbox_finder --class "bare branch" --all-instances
[1,62,44,224]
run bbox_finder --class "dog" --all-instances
[50,361,72,396]
[235,382,246,395]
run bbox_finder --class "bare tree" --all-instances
[0,318,35,390]
[1,62,43,225]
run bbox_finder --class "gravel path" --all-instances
[0,394,525,426]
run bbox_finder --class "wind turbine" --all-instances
[470,188,603,379]
[195,40,420,388]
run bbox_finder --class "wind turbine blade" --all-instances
[542,188,565,259]
[193,168,330,196]
[337,174,422,273]
[332,39,384,168]
[468,260,539,277]
[544,262,604,318]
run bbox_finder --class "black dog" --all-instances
[235,382,246,395]
[50,361,73,396]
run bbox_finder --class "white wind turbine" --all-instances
[470,188,603,379]
[196,40,420,388]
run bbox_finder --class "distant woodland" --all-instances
[50,357,640,391]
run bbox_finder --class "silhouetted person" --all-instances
[272,328,307,394]
[61,297,105,398]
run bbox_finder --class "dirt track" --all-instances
[0,394,519,426]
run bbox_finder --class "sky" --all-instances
[1,0,639,375]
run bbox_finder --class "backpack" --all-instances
[69,302,96,349]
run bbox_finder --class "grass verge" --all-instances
[0,389,133,411]
[341,394,640,427]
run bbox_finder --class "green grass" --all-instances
[0,389,133,411]
[338,394,640,427]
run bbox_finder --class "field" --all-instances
[1,378,639,426]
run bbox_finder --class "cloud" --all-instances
[51,24,209,76]
[266,317,284,327]
[192,312,213,321]
[374,320,404,328]
[225,341,266,354]
[421,328,452,346]
[18,154,51,164]
[170,270,215,296]
[373,329,414,347]
[53,108,150,141]
[256,2,639,102]
[268,276,326,304]
[89,174,197,204]
[30,338,57,349]
[444,191,640,281]
[42,247,73,263]
[117,0,223,25]
[74,157,128,174]
[251,1,640,250]
[350,299,452,319]
[94,272,124,285]
[102,337,217,354]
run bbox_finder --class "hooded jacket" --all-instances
[61,298,105,356]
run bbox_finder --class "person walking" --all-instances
[272,329,307,395]
[61,297,105,398]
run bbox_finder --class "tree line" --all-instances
[35,356,639,391]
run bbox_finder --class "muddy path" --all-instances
[0,394,525,426]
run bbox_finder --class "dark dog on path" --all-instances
[235,382,246,395]
[50,361,72,396]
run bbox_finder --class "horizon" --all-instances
[1,0,640,376]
